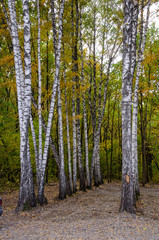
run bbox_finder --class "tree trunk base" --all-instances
[80,181,86,192]
[37,194,47,206]
[119,204,136,214]
[16,197,37,212]
[73,187,77,193]
[86,185,91,190]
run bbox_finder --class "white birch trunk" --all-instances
[8,0,36,210]
[72,87,77,193]
[50,0,67,199]
[37,0,65,204]
[8,0,23,134]
[71,0,77,193]
[79,10,90,188]
[57,80,67,199]
[64,59,73,194]
[75,0,85,191]
[37,0,43,182]
[32,94,71,195]
[30,114,40,187]
[132,0,151,197]
[94,145,102,186]
[120,0,135,213]
[89,9,98,185]
[31,96,60,168]
[18,0,36,210]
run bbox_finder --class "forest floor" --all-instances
[0,182,159,240]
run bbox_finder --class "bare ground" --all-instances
[0,182,159,240]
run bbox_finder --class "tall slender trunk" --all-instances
[92,7,97,136]
[105,96,110,182]
[110,101,116,183]
[63,55,73,194]
[30,114,39,187]
[75,0,85,191]
[132,0,151,196]
[37,0,65,204]
[37,0,43,190]
[120,0,136,214]
[46,14,49,112]
[140,90,146,186]
[8,0,36,211]
[98,27,106,183]
[117,103,122,179]
[57,81,67,199]
[32,94,71,195]
[45,30,49,184]
[90,6,101,186]
[71,0,77,193]
[51,0,67,199]
[79,7,90,188]
[72,85,77,193]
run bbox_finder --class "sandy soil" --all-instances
[0,182,159,240]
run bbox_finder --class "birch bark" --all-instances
[37,0,43,188]
[7,0,23,134]
[37,0,65,204]
[120,0,135,213]
[72,85,77,193]
[75,0,86,191]
[109,100,116,183]
[132,0,151,197]
[31,94,72,197]
[71,0,77,193]
[63,53,73,194]
[57,81,66,199]
[79,9,90,188]
[50,0,67,199]
[18,0,37,210]
[31,96,60,168]
[92,6,103,186]
[7,0,36,210]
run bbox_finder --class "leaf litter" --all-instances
[0,182,159,239]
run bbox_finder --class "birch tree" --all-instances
[63,57,73,194]
[120,0,138,213]
[132,0,151,197]
[7,0,36,210]
[74,0,86,191]
[79,7,90,188]
[37,0,66,204]
[71,0,77,193]
[37,0,42,191]
[50,0,67,199]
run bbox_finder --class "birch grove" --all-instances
[1,0,157,213]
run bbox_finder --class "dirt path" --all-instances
[0,183,159,239]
